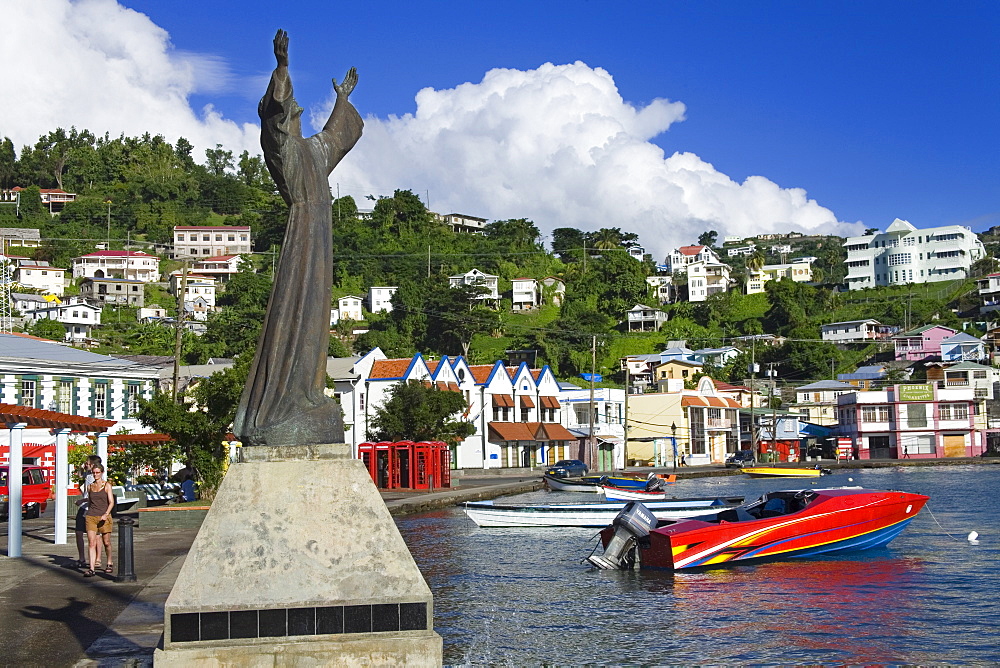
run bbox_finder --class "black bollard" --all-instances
[115,516,138,582]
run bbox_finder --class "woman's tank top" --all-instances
[86,481,112,517]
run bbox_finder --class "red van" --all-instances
[0,466,52,520]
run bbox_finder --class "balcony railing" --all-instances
[706,418,731,430]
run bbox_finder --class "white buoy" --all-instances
[968,531,979,544]
[848,477,853,482]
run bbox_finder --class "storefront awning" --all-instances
[488,421,578,442]
[681,396,741,408]
[492,394,514,407]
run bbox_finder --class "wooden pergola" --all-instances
[1,403,115,558]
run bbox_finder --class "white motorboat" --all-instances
[463,496,744,528]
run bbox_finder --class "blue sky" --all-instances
[5,1,998,258]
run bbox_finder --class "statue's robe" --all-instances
[233,69,363,447]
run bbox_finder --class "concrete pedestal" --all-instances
[154,444,442,666]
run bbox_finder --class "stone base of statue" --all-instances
[154,444,442,667]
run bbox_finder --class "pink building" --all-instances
[835,384,985,459]
[892,324,958,362]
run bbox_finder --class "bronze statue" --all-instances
[234,29,363,446]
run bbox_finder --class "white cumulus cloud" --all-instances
[1,0,258,159]
[332,61,862,259]
[3,1,861,260]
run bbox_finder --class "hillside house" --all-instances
[72,250,160,283]
[511,278,539,311]
[23,297,103,342]
[686,261,732,302]
[626,304,668,332]
[664,245,721,274]
[540,276,566,306]
[11,260,66,296]
[940,332,987,363]
[367,286,398,313]
[893,324,958,362]
[843,218,986,290]
[191,255,242,283]
[79,277,145,307]
[173,226,252,258]
[821,319,896,343]
[746,262,813,295]
[448,268,499,300]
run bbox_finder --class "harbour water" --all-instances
[397,465,999,666]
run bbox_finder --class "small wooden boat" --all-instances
[542,473,649,493]
[600,475,676,501]
[601,485,669,502]
[589,487,928,570]
[740,466,832,478]
[463,495,744,528]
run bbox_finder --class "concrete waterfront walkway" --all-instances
[0,472,540,667]
[2,457,995,666]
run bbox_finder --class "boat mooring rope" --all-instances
[923,504,973,543]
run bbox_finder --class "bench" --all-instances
[125,483,181,507]
[112,485,141,512]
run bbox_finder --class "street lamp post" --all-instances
[671,422,678,471]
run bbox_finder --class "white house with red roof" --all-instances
[3,187,77,214]
[173,225,251,258]
[72,250,160,282]
[664,244,722,274]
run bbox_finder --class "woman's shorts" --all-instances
[85,515,113,534]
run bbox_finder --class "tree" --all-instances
[204,144,235,176]
[27,317,65,341]
[551,227,586,263]
[367,380,475,444]
[136,355,251,498]
[697,230,718,248]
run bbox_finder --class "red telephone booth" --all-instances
[357,440,451,490]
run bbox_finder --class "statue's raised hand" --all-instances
[333,68,358,98]
[273,29,289,67]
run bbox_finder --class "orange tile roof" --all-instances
[678,245,706,256]
[0,403,115,431]
[468,365,501,384]
[369,359,414,379]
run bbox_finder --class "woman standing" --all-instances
[83,464,114,577]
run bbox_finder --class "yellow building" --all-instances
[626,377,742,466]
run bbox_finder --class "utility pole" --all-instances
[427,245,431,278]
[767,362,779,460]
[749,336,759,457]
[588,335,597,471]
[171,262,189,401]
[623,362,630,469]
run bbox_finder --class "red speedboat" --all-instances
[589,487,928,571]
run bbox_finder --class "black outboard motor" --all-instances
[588,501,658,570]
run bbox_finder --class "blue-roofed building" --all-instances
[940,332,987,363]
[838,365,890,389]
